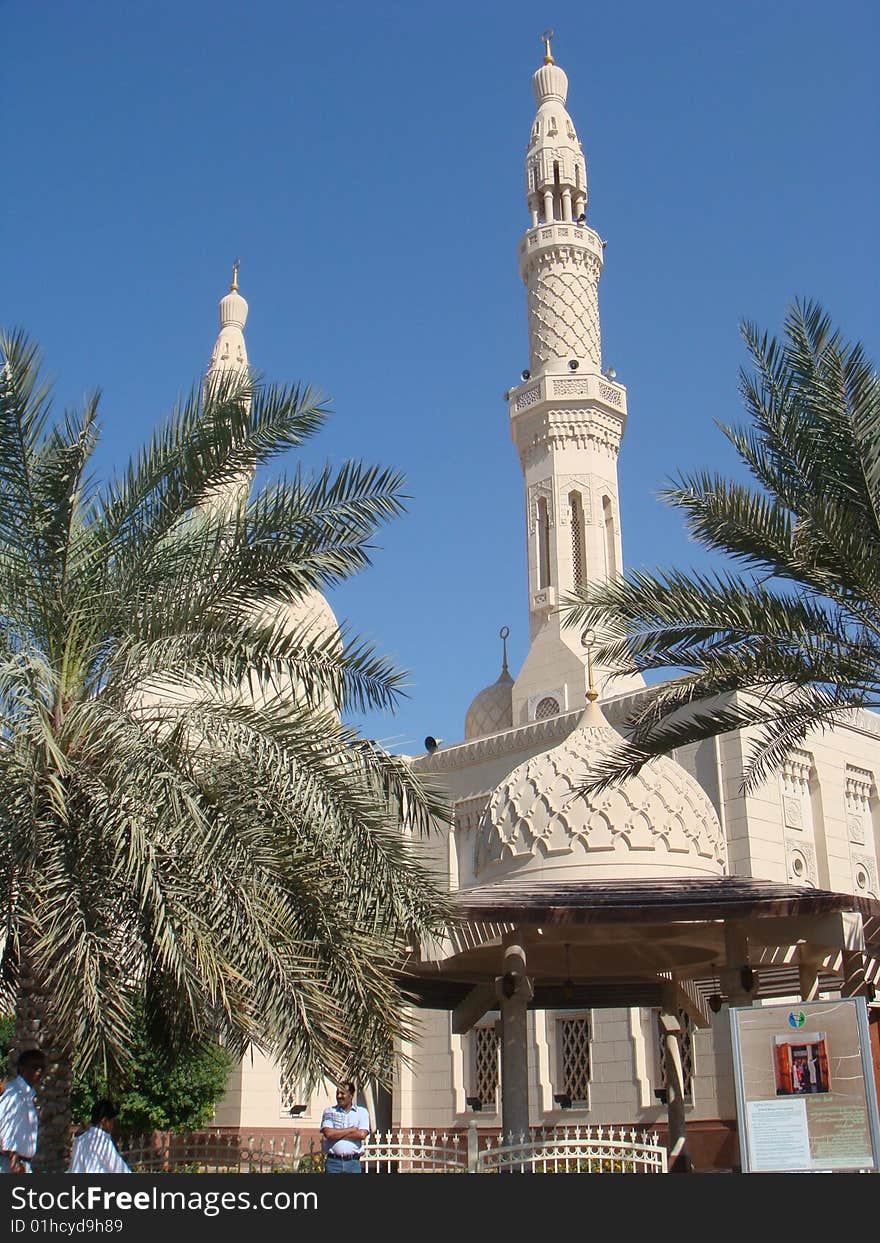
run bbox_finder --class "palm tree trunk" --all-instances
[14,957,74,1173]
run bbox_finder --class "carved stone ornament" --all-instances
[556,475,592,526]
[851,853,878,897]
[527,479,554,534]
[783,796,804,831]
[785,838,816,887]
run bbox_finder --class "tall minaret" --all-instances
[508,35,640,726]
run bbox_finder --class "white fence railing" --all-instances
[476,1127,667,1174]
[361,1125,666,1174]
[362,1130,468,1173]
[120,1125,667,1174]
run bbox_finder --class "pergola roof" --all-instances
[453,876,880,926]
[398,876,880,1024]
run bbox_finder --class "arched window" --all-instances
[603,495,617,577]
[537,496,551,589]
[535,696,560,720]
[569,491,586,591]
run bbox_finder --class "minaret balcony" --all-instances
[507,370,627,420]
[519,220,604,264]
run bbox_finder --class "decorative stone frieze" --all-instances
[845,764,873,845]
[779,749,814,837]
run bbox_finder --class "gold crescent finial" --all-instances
[541,28,555,65]
[581,628,597,701]
[230,258,240,292]
[499,625,510,674]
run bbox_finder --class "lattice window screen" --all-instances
[472,1023,500,1110]
[558,1015,591,1102]
[537,497,551,589]
[535,696,560,720]
[657,1010,694,1102]
[569,493,584,590]
[279,1069,300,1117]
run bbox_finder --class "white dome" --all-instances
[247,589,341,714]
[474,705,725,883]
[533,62,568,105]
[269,588,339,646]
[464,667,514,740]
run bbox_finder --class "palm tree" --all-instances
[562,301,880,793]
[0,331,451,1170]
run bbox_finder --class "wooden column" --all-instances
[495,940,533,1153]
[798,948,823,1001]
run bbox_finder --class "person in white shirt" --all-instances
[320,1082,371,1173]
[0,1049,46,1173]
[68,1100,130,1174]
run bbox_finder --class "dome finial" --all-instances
[578,628,607,726]
[541,27,555,65]
[230,257,240,293]
[499,625,510,675]
[581,628,598,702]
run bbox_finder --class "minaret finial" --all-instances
[499,625,510,675]
[541,27,555,65]
[230,258,240,292]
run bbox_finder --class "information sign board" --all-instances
[730,997,880,1172]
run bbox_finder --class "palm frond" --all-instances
[561,301,880,794]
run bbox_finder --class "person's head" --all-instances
[335,1081,356,1110]
[16,1049,46,1088]
[90,1100,120,1133]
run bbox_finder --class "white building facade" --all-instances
[211,42,880,1169]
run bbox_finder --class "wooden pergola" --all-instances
[399,876,880,1169]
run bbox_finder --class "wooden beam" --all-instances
[451,983,497,1034]
[741,911,864,952]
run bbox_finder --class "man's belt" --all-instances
[328,1153,361,1161]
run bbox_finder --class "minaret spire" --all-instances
[204,264,252,511]
[207,261,249,383]
[506,38,642,725]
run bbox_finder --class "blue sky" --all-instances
[4,0,878,753]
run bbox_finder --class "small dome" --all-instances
[533,62,568,106]
[219,289,248,330]
[474,703,725,882]
[465,667,514,740]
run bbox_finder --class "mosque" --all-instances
[205,39,880,1170]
